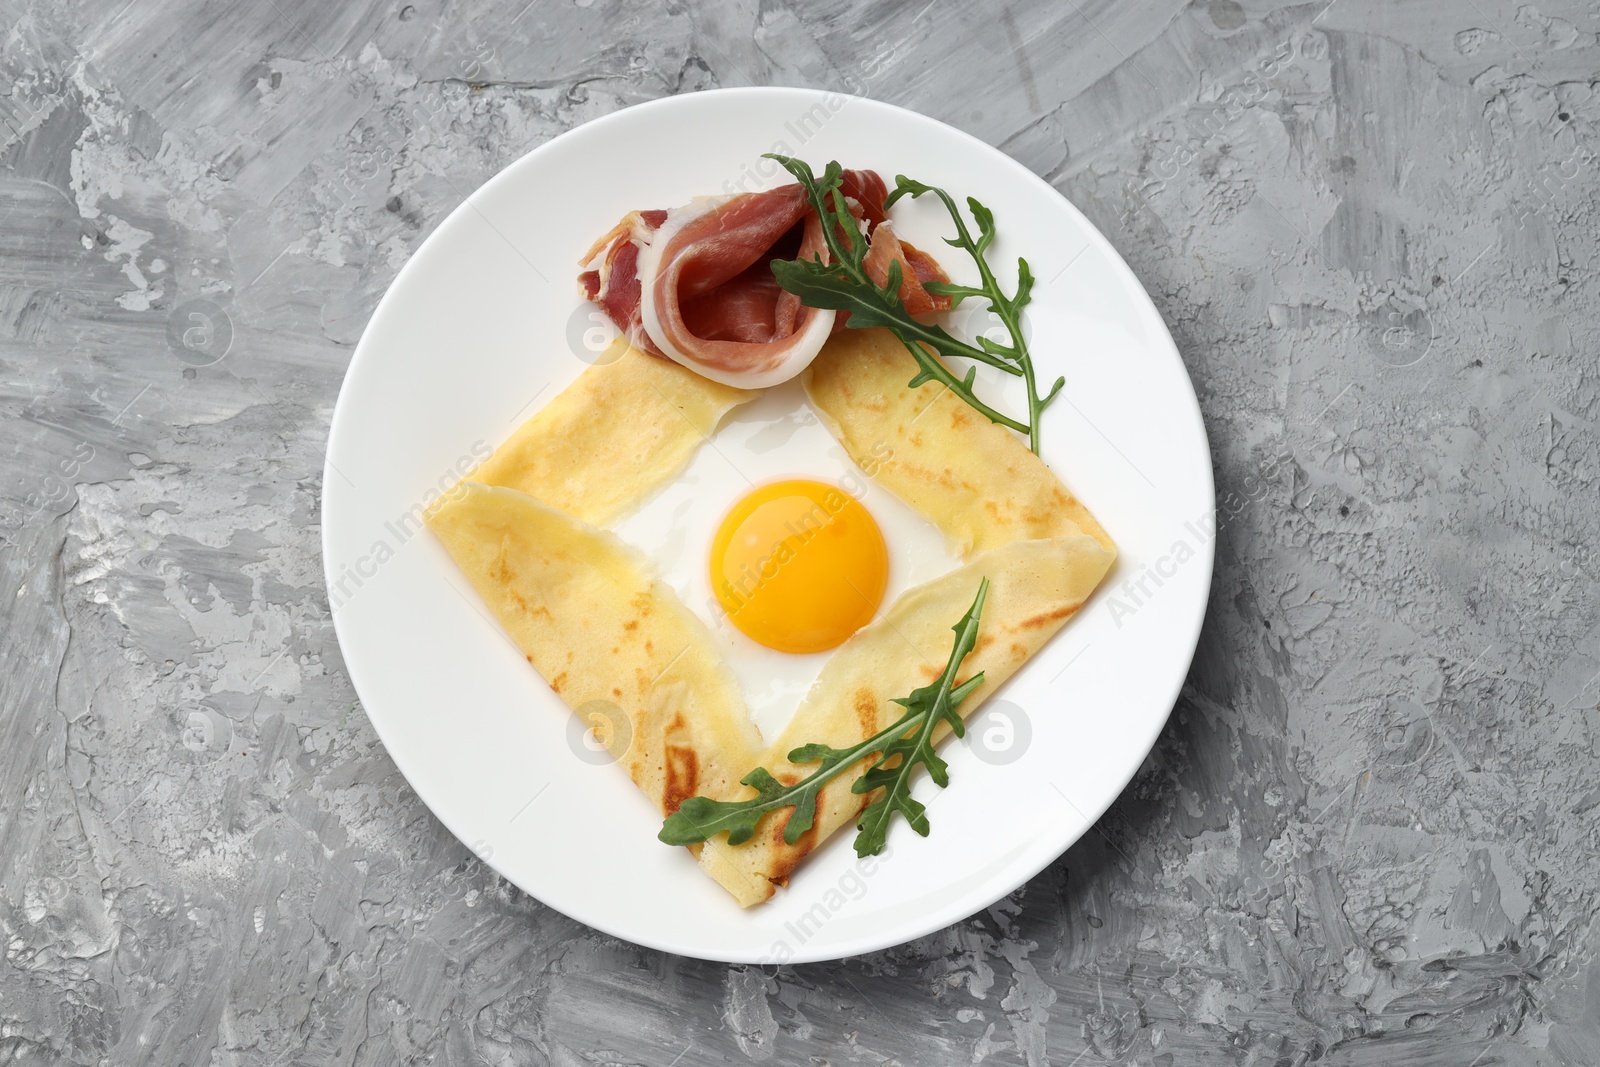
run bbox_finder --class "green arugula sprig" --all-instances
[764,155,1061,454]
[886,178,1065,455]
[763,157,1027,439]
[659,578,990,857]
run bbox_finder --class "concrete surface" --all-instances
[3,0,1599,1063]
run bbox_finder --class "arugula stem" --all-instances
[896,338,1030,435]
[893,317,1023,375]
[887,182,1063,455]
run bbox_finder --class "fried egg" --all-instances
[611,379,959,742]
[709,478,888,654]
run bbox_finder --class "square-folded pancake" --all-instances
[426,328,1115,906]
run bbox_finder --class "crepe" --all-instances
[426,481,764,812]
[427,327,1117,907]
[698,535,1113,905]
[467,339,754,525]
[804,329,1113,555]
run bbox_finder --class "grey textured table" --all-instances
[3,1,1598,1064]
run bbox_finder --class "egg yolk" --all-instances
[710,479,889,654]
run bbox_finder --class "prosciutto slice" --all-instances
[576,170,951,389]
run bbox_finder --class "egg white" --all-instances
[611,378,961,744]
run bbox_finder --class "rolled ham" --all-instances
[576,170,951,390]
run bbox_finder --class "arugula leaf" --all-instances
[884,177,1064,455]
[763,155,1032,440]
[850,584,988,855]
[656,763,839,848]
[765,154,1061,453]
[659,578,991,856]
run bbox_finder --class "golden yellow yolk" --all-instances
[710,479,888,654]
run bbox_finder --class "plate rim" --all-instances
[322,85,1214,963]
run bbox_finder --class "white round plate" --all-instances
[323,87,1212,963]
